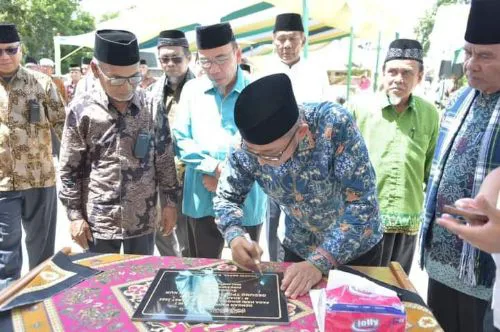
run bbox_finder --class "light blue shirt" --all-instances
[173,69,267,225]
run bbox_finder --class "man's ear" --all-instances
[90,61,99,79]
[297,122,309,138]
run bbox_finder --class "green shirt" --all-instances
[351,94,439,234]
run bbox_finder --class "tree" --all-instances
[415,0,471,55]
[0,0,95,70]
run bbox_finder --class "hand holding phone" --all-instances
[442,205,489,223]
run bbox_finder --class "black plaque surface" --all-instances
[132,269,289,325]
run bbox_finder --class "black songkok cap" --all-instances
[94,29,139,66]
[158,29,189,48]
[274,13,304,32]
[140,59,147,65]
[196,23,235,50]
[82,57,91,65]
[69,64,80,70]
[235,73,299,145]
[465,0,500,44]
[385,39,423,64]
[0,23,20,43]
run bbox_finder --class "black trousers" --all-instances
[88,232,155,255]
[379,232,417,275]
[188,216,262,259]
[283,239,383,267]
[428,278,489,332]
[483,299,500,332]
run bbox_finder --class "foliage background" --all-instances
[0,0,95,73]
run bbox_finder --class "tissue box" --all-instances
[325,284,406,331]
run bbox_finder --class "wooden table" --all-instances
[0,251,443,331]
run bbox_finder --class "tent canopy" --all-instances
[55,1,348,53]
[54,0,406,74]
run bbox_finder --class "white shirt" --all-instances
[264,57,330,103]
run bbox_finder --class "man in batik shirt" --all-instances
[214,74,382,299]
[0,23,65,289]
[149,29,195,257]
[59,29,179,254]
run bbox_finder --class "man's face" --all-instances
[242,122,305,167]
[70,69,81,82]
[139,64,148,76]
[92,61,141,102]
[463,42,500,94]
[158,46,190,83]
[198,43,240,90]
[0,42,22,76]
[382,59,422,104]
[273,31,304,66]
[40,65,54,76]
[81,64,89,75]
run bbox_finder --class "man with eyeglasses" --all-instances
[214,74,383,299]
[172,23,267,259]
[59,29,179,255]
[265,13,331,263]
[149,29,195,258]
[0,23,65,289]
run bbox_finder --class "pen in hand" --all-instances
[243,233,262,275]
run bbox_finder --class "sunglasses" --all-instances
[158,56,184,65]
[0,45,20,57]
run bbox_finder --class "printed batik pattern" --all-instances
[215,102,382,274]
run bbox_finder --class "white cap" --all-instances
[39,58,55,67]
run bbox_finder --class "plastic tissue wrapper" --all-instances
[310,270,406,332]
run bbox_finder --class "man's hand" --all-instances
[230,236,263,272]
[161,206,177,237]
[281,261,323,299]
[437,194,500,253]
[202,175,218,192]
[70,219,93,250]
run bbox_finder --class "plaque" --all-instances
[132,269,289,325]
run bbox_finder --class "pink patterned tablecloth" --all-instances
[5,253,442,331]
[49,254,317,332]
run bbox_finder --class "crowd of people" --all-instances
[1,0,500,330]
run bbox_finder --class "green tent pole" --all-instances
[302,0,309,59]
[373,31,382,92]
[346,26,354,101]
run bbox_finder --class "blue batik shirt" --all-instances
[214,102,382,274]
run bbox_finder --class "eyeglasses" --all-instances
[241,128,298,162]
[198,52,233,69]
[97,66,142,86]
[158,56,184,65]
[0,45,20,57]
